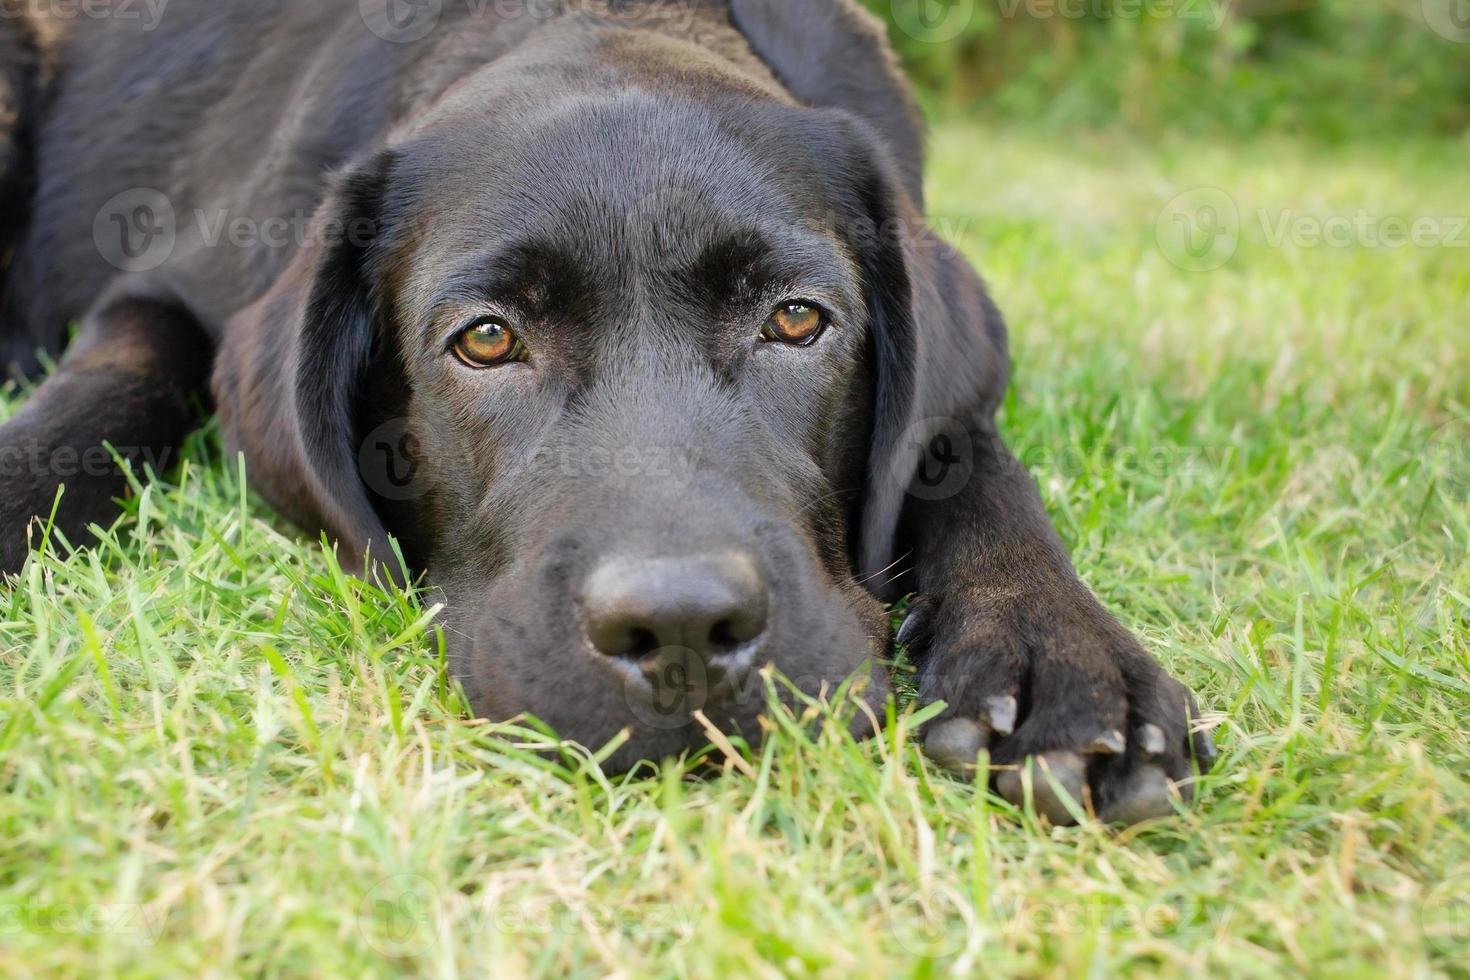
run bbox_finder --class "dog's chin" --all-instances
[452,610,893,774]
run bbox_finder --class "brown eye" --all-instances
[762,302,828,346]
[453,316,525,368]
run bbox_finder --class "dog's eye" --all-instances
[762,302,828,347]
[452,316,526,368]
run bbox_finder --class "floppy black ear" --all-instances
[215,151,406,579]
[820,117,1011,594]
[1,12,42,377]
[730,0,927,208]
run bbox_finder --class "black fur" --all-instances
[0,11,41,375]
[0,0,1213,820]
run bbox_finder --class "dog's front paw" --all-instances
[902,588,1218,825]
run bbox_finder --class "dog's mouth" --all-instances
[601,640,772,723]
[446,537,892,767]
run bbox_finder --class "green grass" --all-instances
[2,123,1468,977]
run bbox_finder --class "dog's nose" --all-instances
[582,552,769,669]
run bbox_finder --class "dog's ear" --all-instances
[215,150,408,580]
[817,115,1010,595]
[1,13,43,376]
[729,0,926,208]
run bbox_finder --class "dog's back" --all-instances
[2,1,401,371]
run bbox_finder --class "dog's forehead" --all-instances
[390,97,859,323]
[405,90,833,236]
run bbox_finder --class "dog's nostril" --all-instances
[582,552,770,666]
[709,619,739,654]
[625,628,660,661]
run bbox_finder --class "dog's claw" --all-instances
[983,696,1018,737]
[1101,765,1177,824]
[1139,723,1167,759]
[1084,729,1126,756]
[1191,727,1219,771]
[896,598,933,649]
[997,751,1088,825]
[923,718,987,773]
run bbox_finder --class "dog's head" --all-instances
[221,39,971,768]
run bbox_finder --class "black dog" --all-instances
[0,0,1215,822]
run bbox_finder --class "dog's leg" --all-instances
[897,426,1220,824]
[0,296,211,575]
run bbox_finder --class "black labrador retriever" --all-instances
[0,0,1216,822]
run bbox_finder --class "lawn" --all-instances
[2,122,1467,977]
